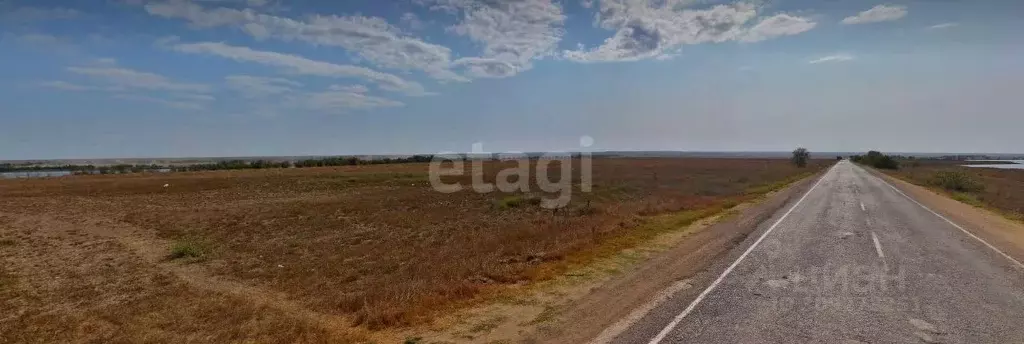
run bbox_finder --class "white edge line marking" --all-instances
[873,170,1024,270]
[871,231,885,258]
[646,165,834,344]
[590,280,693,344]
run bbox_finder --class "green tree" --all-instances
[791,147,810,168]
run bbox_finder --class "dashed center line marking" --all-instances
[871,231,885,258]
[860,202,866,211]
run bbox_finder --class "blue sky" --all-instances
[1,0,1022,159]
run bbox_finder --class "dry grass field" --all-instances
[0,158,827,343]
[887,161,1024,221]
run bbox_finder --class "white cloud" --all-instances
[37,80,95,91]
[927,22,958,30]
[452,57,520,78]
[225,75,302,97]
[400,12,425,31]
[423,0,566,78]
[301,86,404,112]
[144,1,467,82]
[170,41,431,96]
[808,54,854,64]
[67,66,211,92]
[43,62,213,109]
[112,94,208,110]
[742,13,817,43]
[564,2,760,62]
[330,84,369,93]
[841,5,907,25]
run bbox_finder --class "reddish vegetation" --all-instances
[0,158,826,342]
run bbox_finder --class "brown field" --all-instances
[0,158,827,343]
[887,161,1024,221]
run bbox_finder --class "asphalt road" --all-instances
[608,161,1024,344]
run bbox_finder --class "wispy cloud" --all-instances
[225,75,302,98]
[301,86,405,112]
[841,5,908,25]
[67,66,211,92]
[418,0,566,78]
[37,81,96,91]
[143,0,468,82]
[742,13,817,43]
[927,22,959,30]
[562,3,816,63]
[111,94,207,110]
[808,54,855,64]
[169,41,431,96]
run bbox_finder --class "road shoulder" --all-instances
[530,170,826,344]
[873,170,1024,267]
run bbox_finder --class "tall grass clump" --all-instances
[169,239,206,260]
[930,171,984,193]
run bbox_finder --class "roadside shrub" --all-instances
[850,151,900,170]
[169,239,206,260]
[493,195,541,209]
[930,171,984,193]
[950,192,984,207]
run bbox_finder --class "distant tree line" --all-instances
[3,155,440,175]
[96,164,167,174]
[1,163,97,173]
[172,160,291,172]
[293,155,434,168]
[850,151,900,170]
[174,155,436,172]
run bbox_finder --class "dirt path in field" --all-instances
[0,208,363,342]
[114,232,358,337]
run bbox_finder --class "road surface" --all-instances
[608,161,1024,343]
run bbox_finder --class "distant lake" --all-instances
[1,170,74,179]
[963,160,1024,170]
[1,169,171,179]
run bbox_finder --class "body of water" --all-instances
[1,169,172,179]
[0,171,74,179]
[963,160,1024,170]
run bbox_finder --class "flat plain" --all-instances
[0,158,827,343]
